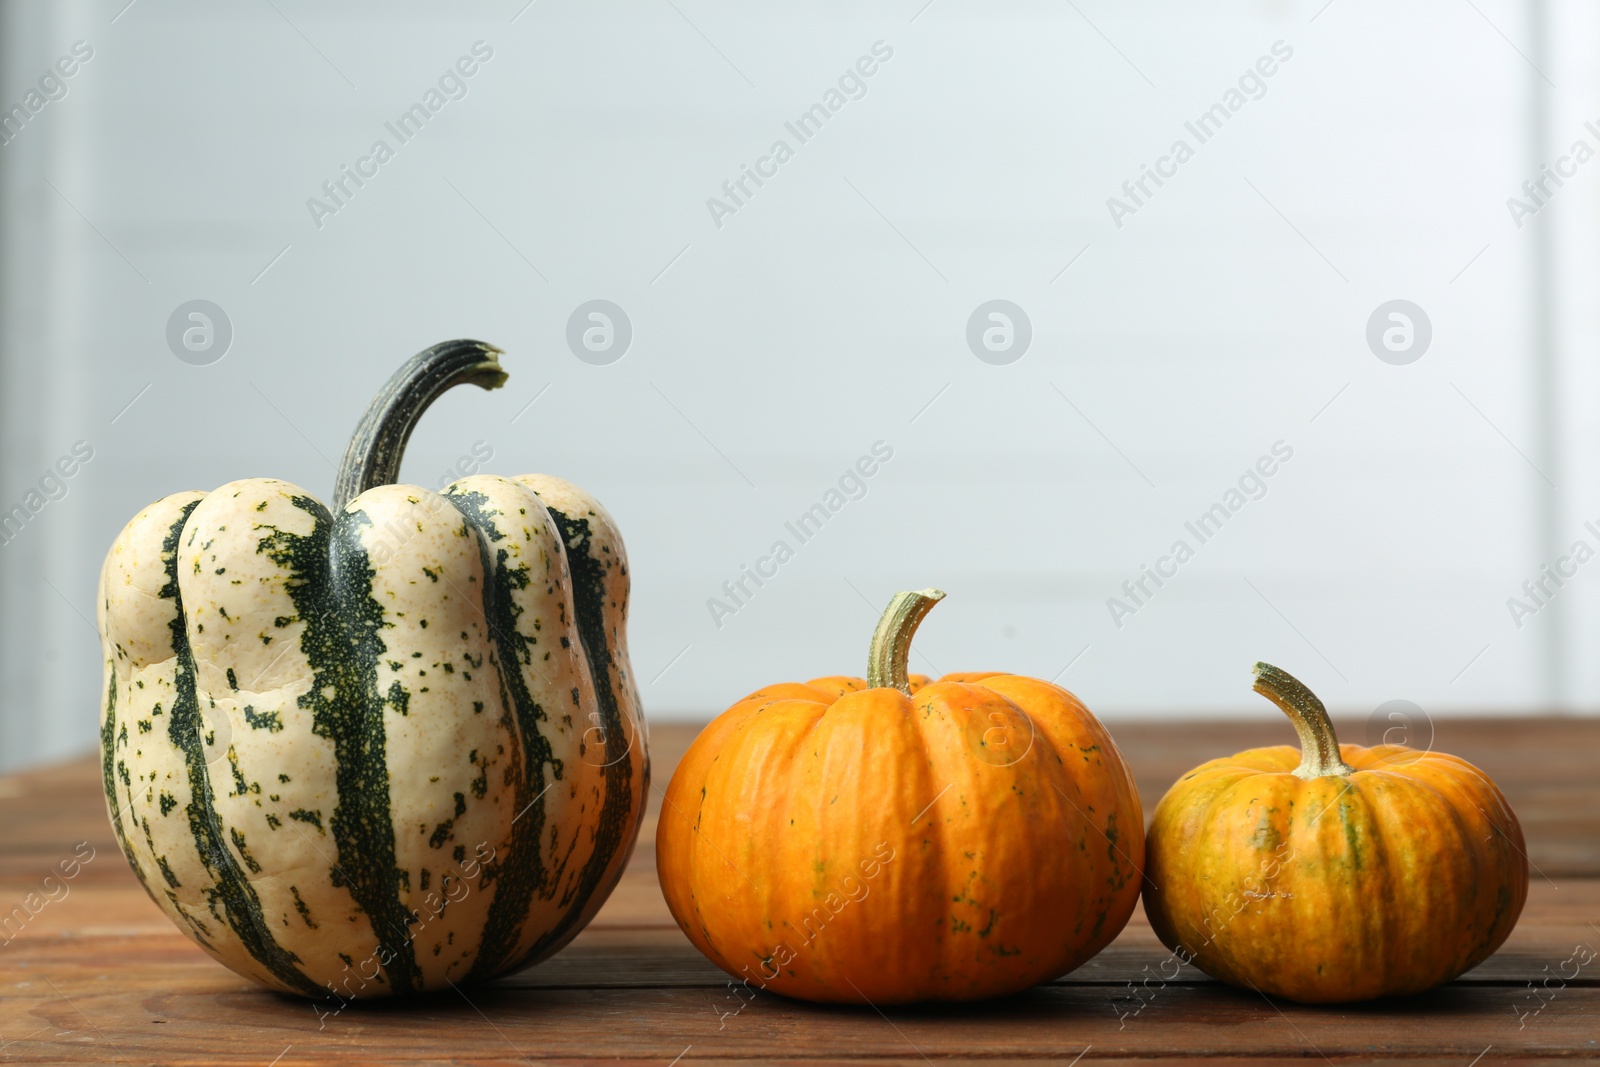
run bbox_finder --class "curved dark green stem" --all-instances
[867,589,945,694]
[333,340,507,513]
[1252,662,1354,779]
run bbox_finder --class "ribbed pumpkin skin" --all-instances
[1144,742,1527,1004]
[98,472,647,999]
[657,671,1143,1004]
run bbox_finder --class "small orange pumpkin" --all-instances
[1143,663,1528,1004]
[656,589,1144,1004]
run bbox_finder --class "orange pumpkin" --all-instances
[1143,662,1528,1004]
[656,589,1144,1004]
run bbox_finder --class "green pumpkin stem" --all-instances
[333,339,507,512]
[1252,662,1354,779]
[867,588,945,694]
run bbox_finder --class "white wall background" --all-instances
[2,0,1596,771]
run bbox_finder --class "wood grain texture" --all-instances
[1,719,1597,1064]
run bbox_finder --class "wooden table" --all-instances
[2,719,1596,1065]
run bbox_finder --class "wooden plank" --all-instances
[1,980,1596,1064]
[5,881,1596,986]
[8,924,1600,993]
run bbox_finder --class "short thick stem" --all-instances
[1252,662,1353,779]
[333,339,506,513]
[866,589,945,694]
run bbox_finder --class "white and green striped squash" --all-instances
[97,340,648,1000]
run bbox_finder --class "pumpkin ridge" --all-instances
[514,504,638,967]
[256,496,425,995]
[1382,764,1465,991]
[166,498,326,997]
[907,683,1039,997]
[1373,757,1525,973]
[444,488,558,982]
[1154,768,1265,987]
[100,491,226,957]
[919,685,982,993]
[1363,764,1497,998]
[1330,774,1399,991]
[657,695,804,978]
[798,689,932,999]
[661,771,724,970]
[99,664,142,887]
[707,699,826,983]
[1004,677,1144,968]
